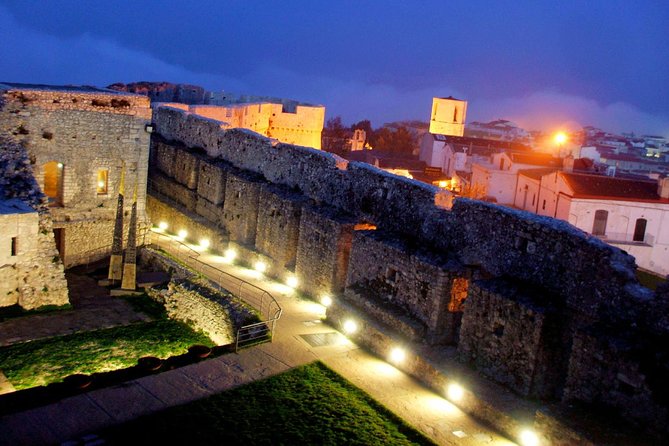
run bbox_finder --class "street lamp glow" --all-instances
[321,295,333,307]
[286,275,298,288]
[177,229,188,239]
[553,132,567,145]
[447,383,465,402]
[343,319,358,335]
[224,248,237,261]
[389,347,406,364]
[199,238,210,249]
[254,261,267,273]
[158,221,168,231]
[519,429,540,446]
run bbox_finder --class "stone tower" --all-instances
[428,96,467,136]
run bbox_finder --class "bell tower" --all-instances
[429,96,467,136]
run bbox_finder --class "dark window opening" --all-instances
[11,237,17,256]
[542,199,546,210]
[593,210,608,236]
[633,218,647,242]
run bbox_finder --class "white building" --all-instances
[471,152,563,204]
[525,172,669,276]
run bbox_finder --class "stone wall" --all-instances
[563,325,669,434]
[0,85,151,267]
[294,205,356,298]
[153,281,234,345]
[458,280,571,399]
[255,185,306,270]
[147,105,669,437]
[0,136,68,309]
[345,229,466,344]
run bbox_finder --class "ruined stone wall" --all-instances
[222,169,263,247]
[154,281,234,346]
[0,136,68,309]
[147,195,228,255]
[147,106,669,434]
[0,87,151,267]
[458,280,572,399]
[255,185,306,270]
[563,326,669,434]
[345,229,466,344]
[295,205,356,298]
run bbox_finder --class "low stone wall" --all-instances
[150,281,234,346]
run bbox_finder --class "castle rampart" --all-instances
[144,105,669,439]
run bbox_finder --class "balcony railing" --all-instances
[594,232,654,246]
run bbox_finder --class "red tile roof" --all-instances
[510,153,563,167]
[518,168,558,181]
[560,173,668,203]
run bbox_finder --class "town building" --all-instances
[159,101,325,150]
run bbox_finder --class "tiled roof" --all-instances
[518,168,558,181]
[510,153,563,167]
[560,173,668,203]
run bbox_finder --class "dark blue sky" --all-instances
[1,0,668,136]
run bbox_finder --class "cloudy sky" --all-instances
[1,1,668,136]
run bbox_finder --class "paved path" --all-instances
[0,273,150,347]
[0,235,516,446]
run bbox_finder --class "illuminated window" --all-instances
[96,169,109,194]
[11,237,17,256]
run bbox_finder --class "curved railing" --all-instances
[148,230,282,351]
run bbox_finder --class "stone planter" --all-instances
[188,344,212,359]
[137,356,163,372]
[63,373,92,390]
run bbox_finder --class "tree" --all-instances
[321,116,351,155]
[372,126,416,157]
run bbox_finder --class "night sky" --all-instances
[1,0,667,135]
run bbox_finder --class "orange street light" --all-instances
[554,132,567,145]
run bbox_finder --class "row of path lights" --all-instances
[153,223,540,446]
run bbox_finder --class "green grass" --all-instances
[0,320,213,389]
[0,303,72,323]
[636,269,667,291]
[121,294,168,319]
[100,361,435,446]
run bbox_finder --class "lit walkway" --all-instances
[0,234,516,446]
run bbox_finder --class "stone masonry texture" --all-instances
[141,104,669,437]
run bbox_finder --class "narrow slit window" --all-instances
[11,237,17,256]
[96,169,108,194]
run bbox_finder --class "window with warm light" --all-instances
[96,169,109,194]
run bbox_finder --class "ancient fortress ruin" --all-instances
[1,83,668,443]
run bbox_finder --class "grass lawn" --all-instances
[0,319,213,389]
[636,269,667,290]
[100,361,435,446]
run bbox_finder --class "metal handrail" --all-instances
[149,229,282,350]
